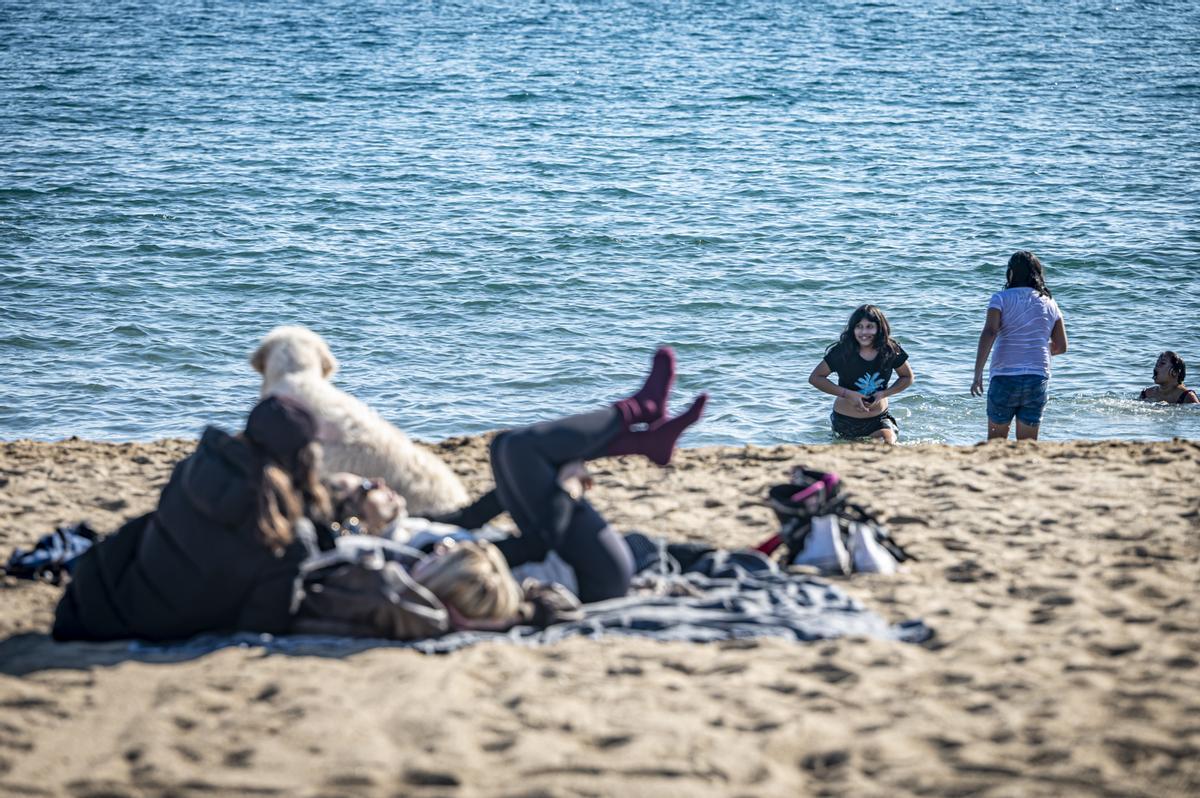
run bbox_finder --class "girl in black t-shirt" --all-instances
[807,304,914,444]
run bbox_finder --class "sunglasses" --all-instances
[332,478,385,533]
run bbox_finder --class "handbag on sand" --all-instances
[791,514,851,575]
[757,468,914,576]
[289,534,450,640]
[755,468,846,558]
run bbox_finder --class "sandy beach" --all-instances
[1,435,1197,797]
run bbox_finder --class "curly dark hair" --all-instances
[1005,251,1052,297]
[1158,351,1186,384]
[826,304,900,365]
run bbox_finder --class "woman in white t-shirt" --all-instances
[970,251,1068,441]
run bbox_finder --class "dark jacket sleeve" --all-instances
[52,428,302,642]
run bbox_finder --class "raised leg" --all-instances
[489,428,633,602]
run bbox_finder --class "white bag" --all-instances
[847,522,898,574]
[791,514,850,575]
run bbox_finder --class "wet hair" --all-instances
[1005,251,1052,298]
[827,304,900,364]
[414,540,524,622]
[1158,351,1186,385]
[249,441,332,554]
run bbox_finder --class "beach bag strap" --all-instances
[765,473,846,562]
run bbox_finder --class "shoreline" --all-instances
[1,436,1198,795]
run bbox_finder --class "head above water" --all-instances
[1154,351,1186,386]
[1005,251,1052,298]
[836,304,898,359]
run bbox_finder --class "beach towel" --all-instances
[127,533,932,657]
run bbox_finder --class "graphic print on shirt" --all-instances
[855,372,883,396]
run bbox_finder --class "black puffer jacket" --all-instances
[53,427,306,642]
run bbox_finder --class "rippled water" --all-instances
[2,0,1198,446]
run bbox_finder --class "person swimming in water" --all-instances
[1139,351,1198,405]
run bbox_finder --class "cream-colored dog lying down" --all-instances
[250,325,469,518]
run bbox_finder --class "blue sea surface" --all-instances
[2,0,1198,446]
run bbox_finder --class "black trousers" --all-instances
[446,407,634,603]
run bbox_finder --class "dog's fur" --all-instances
[251,326,469,517]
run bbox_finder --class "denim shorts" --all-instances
[987,374,1049,426]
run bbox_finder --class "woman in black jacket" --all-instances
[53,395,332,642]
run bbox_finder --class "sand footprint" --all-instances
[799,749,850,780]
[402,767,461,787]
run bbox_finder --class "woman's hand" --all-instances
[557,461,592,500]
[844,391,871,413]
[970,372,984,397]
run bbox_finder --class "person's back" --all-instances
[53,396,325,642]
[971,251,1068,441]
[53,427,306,641]
[989,287,1063,378]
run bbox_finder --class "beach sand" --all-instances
[1,435,1198,797]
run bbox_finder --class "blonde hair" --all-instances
[413,540,523,622]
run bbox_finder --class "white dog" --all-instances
[250,325,469,518]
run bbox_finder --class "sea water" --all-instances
[2,0,1197,446]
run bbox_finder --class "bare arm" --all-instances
[881,361,914,399]
[808,359,844,398]
[1049,317,1068,356]
[809,359,869,413]
[971,308,1002,397]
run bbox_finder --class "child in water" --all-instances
[971,251,1068,441]
[808,304,914,444]
[1139,351,1198,404]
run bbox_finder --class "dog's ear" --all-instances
[320,341,339,378]
[250,340,270,374]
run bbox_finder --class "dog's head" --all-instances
[250,326,339,390]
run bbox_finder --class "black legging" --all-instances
[440,407,634,603]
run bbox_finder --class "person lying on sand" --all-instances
[50,395,539,642]
[434,347,708,603]
[1139,351,1198,405]
[52,348,708,642]
[52,395,336,642]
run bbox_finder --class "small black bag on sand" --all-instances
[4,522,102,584]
